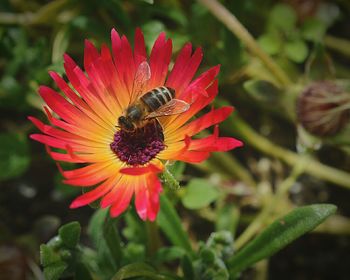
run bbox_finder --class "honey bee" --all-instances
[118,61,190,132]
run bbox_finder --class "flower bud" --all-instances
[297,81,350,136]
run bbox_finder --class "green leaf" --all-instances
[301,19,327,42]
[155,247,186,264]
[58,221,81,249]
[285,39,308,63]
[88,208,121,274]
[43,261,68,280]
[206,231,234,260]
[40,244,61,267]
[103,215,123,267]
[52,26,70,63]
[157,195,193,255]
[112,263,169,280]
[317,2,340,27]
[243,79,281,103]
[181,254,194,280]
[31,0,71,25]
[258,33,281,55]
[216,204,240,236]
[143,21,166,50]
[228,204,337,275]
[0,133,29,181]
[123,242,145,263]
[182,179,220,209]
[305,44,335,80]
[54,172,80,198]
[269,4,297,31]
[88,208,109,247]
[123,211,147,243]
[75,262,94,280]
[195,245,229,280]
[47,236,63,249]
[140,0,154,4]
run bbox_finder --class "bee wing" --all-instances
[130,61,151,104]
[144,99,190,119]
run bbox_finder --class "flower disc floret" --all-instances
[110,122,165,166]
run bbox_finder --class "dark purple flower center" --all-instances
[110,122,165,166]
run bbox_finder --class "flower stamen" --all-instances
[110,121,165,166]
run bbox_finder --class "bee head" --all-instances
[118,116,135,132]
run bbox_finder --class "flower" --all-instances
[297,81,350,136]
[29,28,243,221]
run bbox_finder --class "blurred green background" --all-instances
[1,0,350,279]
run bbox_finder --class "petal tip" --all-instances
[69,199,83,209]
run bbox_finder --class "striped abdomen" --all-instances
[141,86,175,111]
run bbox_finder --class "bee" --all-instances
[118,61,190,133]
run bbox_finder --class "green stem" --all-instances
[313,215,350,235]
[209,152,257,188]
[0,0,70,25]
[325,35,350,58]
[146,221,161,258]
[235,158,306,250]
[198,0,292,87]
[160,166,180,190]
[157,195,194,256]
[193,130,257,188]
[234,209,270,251]
[230,114,350,189]
[104,215,123,268]
[0,12,34,24]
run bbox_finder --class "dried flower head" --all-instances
[297,81,350,136]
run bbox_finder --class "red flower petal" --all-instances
[175,150,210,163]
[135,174,162,221]
[166,46,203,96]
[148,32,172,88]
[28,116,105,148]
[62,161,114,179]
[179,65,220,102]
[46,149,85,163]
[135,179,148,220]
[164,79,219,132]
[134,27,147,66]
[30,134,68,150]
[188,126,243,152]
[110,185,134,217]
[120,162,163,175]
[100,176,125,208]
[145,174,162,221]
[84,39,100,70]
[69,176,117,208]
[111,29,136,95]
[84,47,122,116]
[49,71,90,112]
[99,44,129,109]
[64,55,115,127]
[39,86,84,125]
[180,106,234,136]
